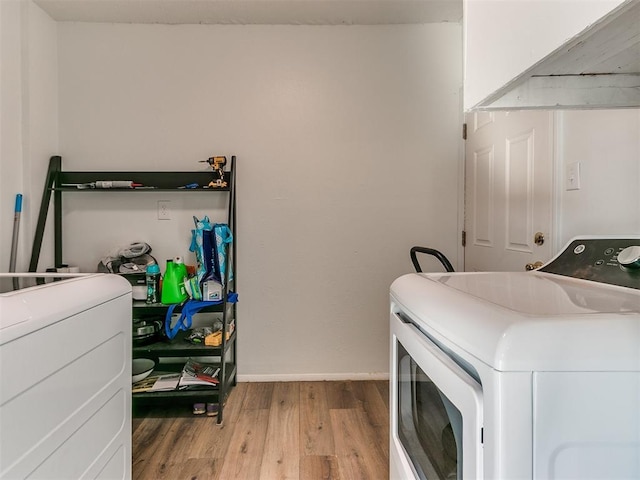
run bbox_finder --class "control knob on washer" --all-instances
[617,246,640,269]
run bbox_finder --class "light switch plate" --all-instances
[566,162,581,191]
[157,200,171,220]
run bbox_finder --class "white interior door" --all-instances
[464,110,554,272]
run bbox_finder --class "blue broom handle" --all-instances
[15,193,23,213]
[9,194,22,274]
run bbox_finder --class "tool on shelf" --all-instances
[199,156,228,188]
[61,180,143,189]
[200,156,227,170]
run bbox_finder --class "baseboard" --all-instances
[237,372,389,382]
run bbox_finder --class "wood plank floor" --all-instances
[132,380,390,480]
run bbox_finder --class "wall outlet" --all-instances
[566,162,581,191]
[157,200,171,220]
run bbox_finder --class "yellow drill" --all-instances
[200,156,228,188]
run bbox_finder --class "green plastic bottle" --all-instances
[174,256,188,288]
[161,258,188,304]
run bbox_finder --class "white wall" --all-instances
[0,0,57,289]
[557,109,640,245]
[0,0,25,288]
[56,22,463,379]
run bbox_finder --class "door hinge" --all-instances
[462,123,467,140]
[461,230,466,247]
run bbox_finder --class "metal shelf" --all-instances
[132,300,226,313]
[133,329,236,359]
[29,155,238,424]
[132,363,237,405]
[57,170,231,191]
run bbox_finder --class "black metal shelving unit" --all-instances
[29,155,237,423]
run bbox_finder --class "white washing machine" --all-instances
[0,274,132,479]
[390,236,640,479]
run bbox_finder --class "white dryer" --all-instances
[390,236,640,479]
[0,274,132,480]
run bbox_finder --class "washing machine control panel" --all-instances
[540,238,640,290]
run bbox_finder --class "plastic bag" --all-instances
[189,216,233,290]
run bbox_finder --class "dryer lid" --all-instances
[390,271,640,373]
[433,271,639,315]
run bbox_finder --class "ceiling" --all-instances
[34,0,463,25]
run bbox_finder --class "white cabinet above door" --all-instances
[463,0,639,111]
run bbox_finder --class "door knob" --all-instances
[525,261,544,271]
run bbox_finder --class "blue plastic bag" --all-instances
[189,216,233,290]
[212,223,233,284]
[164,293,238,340]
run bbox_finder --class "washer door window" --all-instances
[392,312,483,479]
[398,342,463,479]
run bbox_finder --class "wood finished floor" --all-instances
[132,381,390,480]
